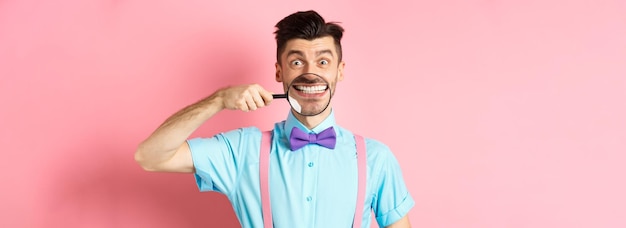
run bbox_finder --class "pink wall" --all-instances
[1,0,625,227]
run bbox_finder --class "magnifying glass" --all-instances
[272,73,332,116]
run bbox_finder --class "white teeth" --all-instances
[295,85,327,93]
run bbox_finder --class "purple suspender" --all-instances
[260,131,367,228]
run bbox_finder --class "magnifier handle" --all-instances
[273,94,287,99]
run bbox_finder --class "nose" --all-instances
[302,63,322,77]
[302,64,313,75]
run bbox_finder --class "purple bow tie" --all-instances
[289,127,337,151]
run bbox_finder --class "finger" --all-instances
[252,92,266,108]
[245,95,258,111]
[259,89,274,106]
[237,99,249,112]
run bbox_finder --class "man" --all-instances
[135,10,414,227]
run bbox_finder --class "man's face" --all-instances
[275,36,345,116]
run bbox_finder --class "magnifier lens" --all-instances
[285,73,332,116]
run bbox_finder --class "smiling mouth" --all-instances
[293,84,328,94]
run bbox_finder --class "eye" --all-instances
[291,60,303,66]
[319,59,329,65]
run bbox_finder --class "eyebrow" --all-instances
[316,49,334,57]
[286,49,334,58]
[286,50,304,58]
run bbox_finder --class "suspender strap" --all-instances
[260,131,367,228]
[260,131,273,228]
[354,134,367,228]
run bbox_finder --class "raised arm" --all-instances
[386,215,411,228]
[134,84,274,173]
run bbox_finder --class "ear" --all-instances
[337,61,345,82]
[275,62,283,82]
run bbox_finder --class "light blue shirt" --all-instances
[188,110,414,227]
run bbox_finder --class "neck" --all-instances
[293,108,332,130]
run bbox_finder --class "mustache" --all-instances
[291,73,327,84]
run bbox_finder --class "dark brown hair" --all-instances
[274,10,345,64]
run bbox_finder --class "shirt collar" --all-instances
[284,109,336,139]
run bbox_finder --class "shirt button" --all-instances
[306,196,312,202]
[307,162,314,167]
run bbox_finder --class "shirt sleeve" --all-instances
[187,127,261,195]
[367,140,415,227]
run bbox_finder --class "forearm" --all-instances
[135,93,224,170]
[135,83,272,172]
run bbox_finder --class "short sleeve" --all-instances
[368,141,415,227]
[187,127,261,195]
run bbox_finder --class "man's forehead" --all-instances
[283,36,337,56]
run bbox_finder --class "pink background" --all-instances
[1,0,625,227]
